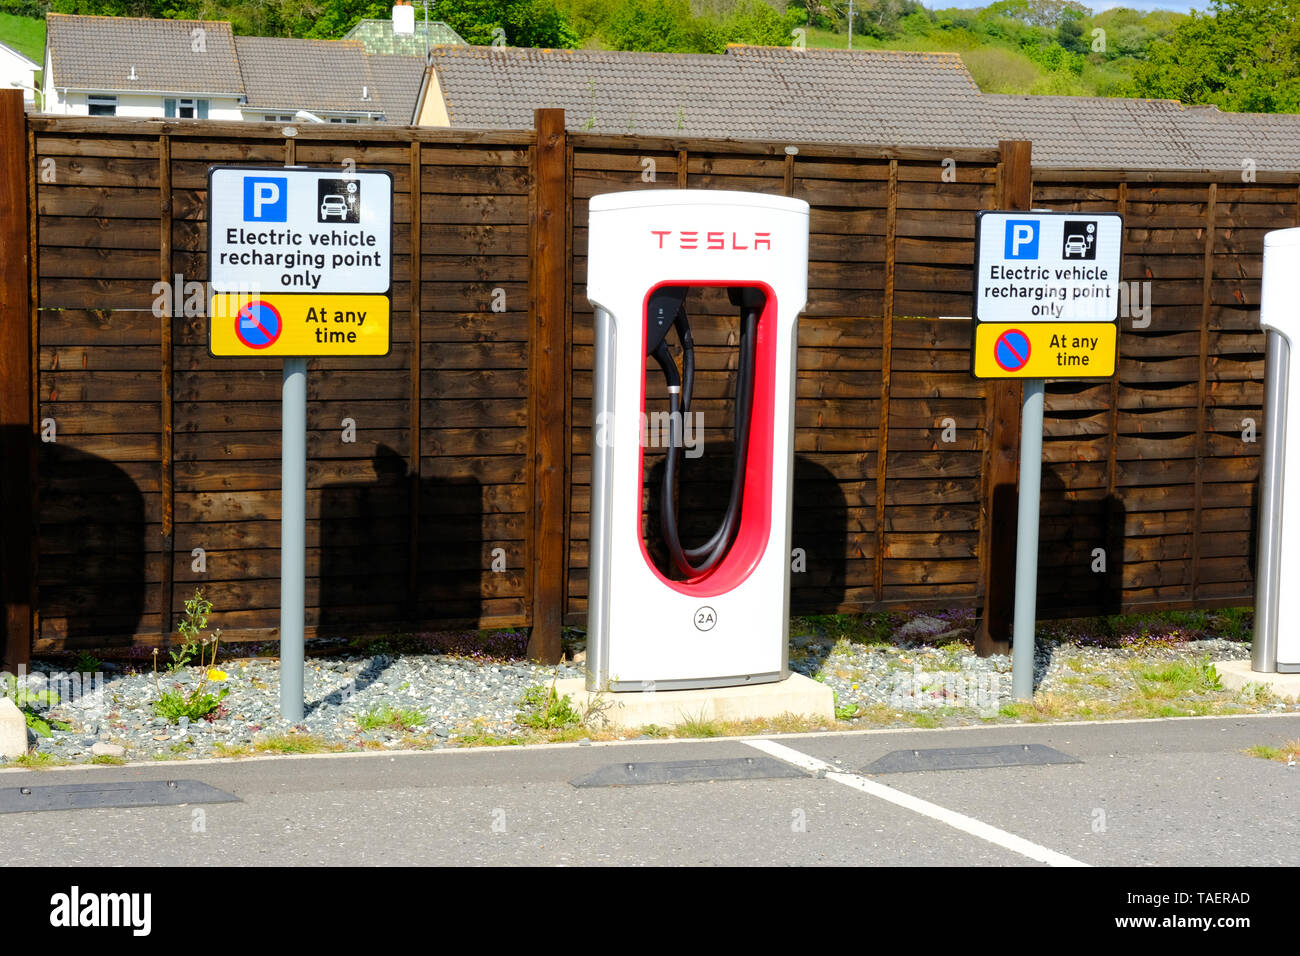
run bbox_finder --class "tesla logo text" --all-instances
[651,230,772,251]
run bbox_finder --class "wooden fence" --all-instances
[0,92,1292,667]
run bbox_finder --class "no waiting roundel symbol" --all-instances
[994,328,1031,372]
[235,300,282,349]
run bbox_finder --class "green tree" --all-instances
[719,0,798,47]
[603,0,703,51]
[431,0,577,47]
[1132,0,1300,111]
[49,0,169,14]
[1055,12,1085,51]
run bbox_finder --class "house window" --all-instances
[87,95,117,116]
[327,116,360,124]
[165,98,210,119]
[263,114,293,122]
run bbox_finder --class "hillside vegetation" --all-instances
[3,0,1297,108]
[0,9,43,60]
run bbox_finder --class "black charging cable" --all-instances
[648,287,764,578]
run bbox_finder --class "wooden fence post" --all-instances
[0,90,34,672]
[974,140,1032,657]
[408,139,423,622]
[873,159,899,602]
[158,133,174,642]
[526,108,568,663]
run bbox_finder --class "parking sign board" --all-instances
[972,210,1123,379]
[207,166,393,356]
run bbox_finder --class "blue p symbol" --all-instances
[244,177,287,221]
[1004,220,1039,259]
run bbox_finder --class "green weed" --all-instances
[357,703,426,732]
[252,733,336,755]
[516,681,581,730]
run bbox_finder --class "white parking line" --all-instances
[744,738,1089,867]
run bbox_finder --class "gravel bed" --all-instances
[792,624,1261,722]
[0,611,1287,764]
[5,653,583,763]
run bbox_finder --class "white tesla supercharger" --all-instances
[1256,227,1300,671]
[584,190,810,691]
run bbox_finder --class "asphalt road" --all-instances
[2,713,1297,867]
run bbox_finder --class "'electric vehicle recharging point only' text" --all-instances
[585,190,810,692]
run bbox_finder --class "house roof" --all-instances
[43,14,425,122]
[979,95,1202,168]
[0,41,40,69]
[45,13,244,95]
[363,53,427,124]
[724,45,992,148]
[979,95,1300,171]
[343,18,466,55]
[428,45,993,146]
[235,35,382,114]
[1174,105,1300,172]
[426,44,1300,171]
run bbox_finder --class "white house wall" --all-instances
[42,89,244,119]
[0,45,38,104]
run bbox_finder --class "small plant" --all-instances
[577,685,615,729]
[252,733,335,755]
[13,751,63,769]
[1210,607,1253,643]
[152,589,228,724]
[2,673,68,738]
[213,742,253,758]
[832,690,860,720]
[1239,682,1274,705]
[71,651,102,674]
[516,677,581,730]
[357,703,426,732]
[24,710,70,738]
[1136,655,1221,699]
[674,711,722,738]
[1246,739,1300,764]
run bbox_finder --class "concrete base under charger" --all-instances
[1215,660,1300,699]
[555,673,835,730]
[0,697,26,760]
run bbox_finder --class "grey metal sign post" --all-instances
[280,357,307,720]
[1011,380,1044,699]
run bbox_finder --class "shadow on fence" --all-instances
[36,440,147,648]
[318,444,486,631]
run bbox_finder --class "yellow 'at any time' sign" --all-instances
[209,294,391,357]
[972,323,1116,378]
